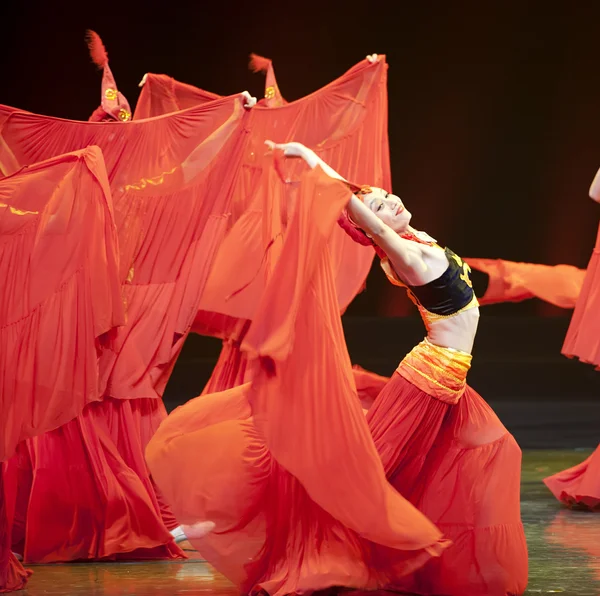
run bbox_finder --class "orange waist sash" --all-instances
[396,338,472,404]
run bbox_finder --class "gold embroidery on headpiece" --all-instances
[104,88,118,101]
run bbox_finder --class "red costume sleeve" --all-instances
[465,258,585,308]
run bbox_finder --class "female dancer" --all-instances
[270,140,529,596]
[545,167,600,510]
[146,153,452,595]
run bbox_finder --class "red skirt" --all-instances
[563,223,600,367]
[0,463,30,593]
[9,398,183,563]
[544,444,600,510]
[147,383,450,596]
[366,371,528,596]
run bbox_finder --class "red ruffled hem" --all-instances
[367,373,528,596]
[544,444,600,511]
[9,398,183,563]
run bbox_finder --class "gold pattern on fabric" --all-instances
[0,202,38,215]
[397,338,472,404]
[265,86,276,99]
[104,88,118,101]
[122,167,178,192]
[118,109,131,122]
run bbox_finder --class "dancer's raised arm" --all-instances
[266,140,428,279]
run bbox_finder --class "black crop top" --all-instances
[380,246,479,319]
[407,247,476,315]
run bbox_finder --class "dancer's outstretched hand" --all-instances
[241,91,257,109]
[366,54,379,63]
[138,73,148,87]
[265,140,309,158]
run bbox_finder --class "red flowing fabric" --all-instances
[544,445,600,510]
[366,374,528,595]
[133,74,221,119]
[352,365,389,411]
[0,147,123,460]
[0,97,249,561]
[193,58,389,396]
[0,148,124,591]
[147,164,450,595]
[563,221,600,367]
[466,258,585,308]
[134,53,284,119]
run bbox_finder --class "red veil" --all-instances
[147,161,450,594]
[134,53,285,119]
[0,96,251,562]
[0,147,124,590]
[143,57,392,393]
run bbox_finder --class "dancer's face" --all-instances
[363,188,411,233]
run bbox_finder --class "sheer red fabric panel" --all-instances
[0,147,123,462]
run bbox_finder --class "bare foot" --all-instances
[183,521,216,540]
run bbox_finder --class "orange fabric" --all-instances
[562,223,600,367]
[396,339,472,405]
[10,398,183,563]
[0,147,124,591]
[352,365,389,410]
[544,444,600,510]
[0,97,250,564]
[0,96,247,401]
[147,164,450,595]
[192,57,390,335]
[134,55,284,119]
[466,257,585,308]
[133,74,221,119]
[0,147,124,463]
[193,58,390,396]
[367,373,528,595]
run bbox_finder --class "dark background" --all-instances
[2,1,600,438]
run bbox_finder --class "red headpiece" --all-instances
[249,54,286,107]
[86,30,132,123]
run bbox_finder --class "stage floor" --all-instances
[17,450,600,596]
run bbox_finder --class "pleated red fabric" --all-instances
[134,53,284,119]
[1,462,30,593]
[147,163,450,595]
[11,398,182,563]
[466,258,585,308]
[189,58,390,398]
[366,374,528,595]
[544,444,600,511]
[0,146,123,461]
[0,147,124,591]
[0,96,250,562]
[133,74,221,119]
[563,222,600,367]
